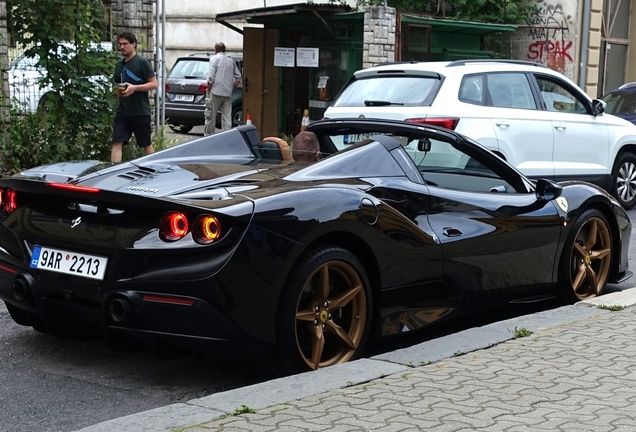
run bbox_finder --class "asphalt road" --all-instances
[0,136,634,432]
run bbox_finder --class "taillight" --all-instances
[198,83,208,93]
[165,83,171,91]
[406,117,459,130]
[2,189,17,214]
[160,212,189,241]
[46,182,100,193]
[192,215,221,245]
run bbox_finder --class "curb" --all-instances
[76,289,636,432]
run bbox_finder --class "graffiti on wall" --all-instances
[524,1,575,77]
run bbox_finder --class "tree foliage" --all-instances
[4,0,117,171]
[353,0,531,24]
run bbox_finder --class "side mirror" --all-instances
[418,138,431,152]
[535,178,563,201]
[592,98,606,116]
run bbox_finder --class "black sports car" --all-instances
[0,119,631,376]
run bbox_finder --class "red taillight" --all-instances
[0,188,4,208]
[142,295,194,306]
[198,83,208,93]
[160,211,189,241]
[192,215,221,245]
[3,189,17,214]
[165,83,171,91]
[406,117,459,130]
[46,182,100,193]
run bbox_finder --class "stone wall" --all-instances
[111,0,156,60]
[0,0,9,171]
[363,6,396,69]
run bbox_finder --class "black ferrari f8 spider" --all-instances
[0,119,631,376]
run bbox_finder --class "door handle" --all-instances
[495,121,509,128]
[554,123,566,130]
[442,227,463,237]
[262,89,268,96]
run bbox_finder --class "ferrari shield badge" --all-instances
[556,197,568,212]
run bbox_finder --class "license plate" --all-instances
[343,133,385,144]
[30,245,108,281]
[173,94,194,102]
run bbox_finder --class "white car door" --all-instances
[485,72,555,178]
[534,75,610,182]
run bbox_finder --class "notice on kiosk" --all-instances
[274,47,295,67]
[297,48,319,67]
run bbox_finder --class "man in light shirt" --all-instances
[204,42,241,135]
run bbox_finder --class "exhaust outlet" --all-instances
[108,298,136,325]
[11,279,28,301]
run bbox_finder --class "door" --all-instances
[413,136,562,300]
[243,27,280,138]
[533,75,611,182]
[485,72,555,178]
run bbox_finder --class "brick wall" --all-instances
[363,6,396,68]
[111,0,156,61]
[0,0,9,171]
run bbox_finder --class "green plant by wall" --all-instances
[4,0,117,173]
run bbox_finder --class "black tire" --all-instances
[558,209,612,303]
[37,92,57,112]
[168,124,194,134]
[268,245,372,377]
[232,104,242,128]
[611,152,636,209]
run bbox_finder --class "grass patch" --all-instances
[597,304,625,311]
[512,326,533,339]
[233,404,256,415]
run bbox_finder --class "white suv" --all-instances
[325,59,636,209]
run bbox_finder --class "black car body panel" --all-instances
[0,118,631,371]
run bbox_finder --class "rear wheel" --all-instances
[168,124,193,134]
[612,152,636,209]
[559,209,612,302]
[269,246,372,377]
[232,104,242,128]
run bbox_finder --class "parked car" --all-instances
[0,118,630,376]
[164,53,242,134]
[325,59,636,209]
[602,82,636,125]
[8,41,113,112]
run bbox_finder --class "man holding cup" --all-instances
[111,31,158,162]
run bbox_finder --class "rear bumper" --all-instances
[0,261,273,360]
[165,103,205,126]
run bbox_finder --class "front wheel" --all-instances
[612,152,636,209]
[269,246,372,376]
[558,209,612,302]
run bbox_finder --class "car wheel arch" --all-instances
[277,231,382,337]
[555,201,621,286]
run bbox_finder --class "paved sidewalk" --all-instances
[79,290,636,432]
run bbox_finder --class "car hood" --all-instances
[70,160,307,199]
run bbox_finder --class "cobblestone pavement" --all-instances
[183,306,636,432]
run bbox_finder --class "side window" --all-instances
[486,73,537,110]
[404,138,517,193]
[535,76,588,114]
[459,74,484,105]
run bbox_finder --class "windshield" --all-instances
[603,92,636,115]
[169,59,208,79]
[332,76,440,107]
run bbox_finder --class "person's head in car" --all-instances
[292,131,321,163]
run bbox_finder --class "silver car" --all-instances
[164,53,242,134]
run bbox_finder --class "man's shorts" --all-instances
[113,113,152,147]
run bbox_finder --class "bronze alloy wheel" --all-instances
[568,216,612,300]
[294,260,368,370]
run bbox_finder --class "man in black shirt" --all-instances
[112,31,158,162]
